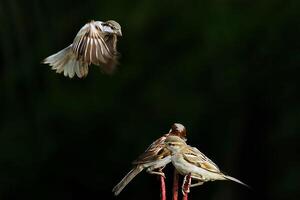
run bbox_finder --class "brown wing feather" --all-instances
[183,146,221,173]
[72,23,113,65]
[98,34,119,74]
[104,34,118,55]
[133,134,169,165]
[133,130,188,165]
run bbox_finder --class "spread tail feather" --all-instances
[112,166,143,196]
[43,45,88,78]
[224,175,250,188]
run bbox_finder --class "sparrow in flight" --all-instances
[112,123,187,196]
[43,20,122,78]
[164,135,249,193]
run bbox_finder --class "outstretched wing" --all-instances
[71,22,113,65]
[183,146,221,173]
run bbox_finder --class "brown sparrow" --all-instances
[112,123,187,196]
[164,135,248,193]
[43,20,122,78]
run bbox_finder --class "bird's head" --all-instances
[169,123,187,140]
[102,20,122,36]
[164,135,186,154]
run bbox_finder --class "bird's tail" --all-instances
[112,166,143,196]
[43,45,88,78]
[223,175,250,188]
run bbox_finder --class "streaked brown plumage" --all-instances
[43,20,122,78]
[112,123,187,196]
[165,135,249,193]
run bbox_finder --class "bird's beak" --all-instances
[117,30,122,37]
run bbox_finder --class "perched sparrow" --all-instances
[164,136,248,193]
[112,123,187,196]
[43,20,122,78]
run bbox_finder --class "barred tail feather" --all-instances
[43,45,88,78]
[224,175,250,188]
[112,166,143,196]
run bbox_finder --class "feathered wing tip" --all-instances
[223,175,250,188]
[112,166,143,196]
[42,45,89,78]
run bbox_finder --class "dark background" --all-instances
[0,0,299,200]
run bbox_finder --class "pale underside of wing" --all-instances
[71,22,113,66]
[183,146,221,173]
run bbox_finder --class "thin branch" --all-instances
[173,170,179,200]
[160,175,166,200]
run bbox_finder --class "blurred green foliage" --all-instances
[0,0,299,200]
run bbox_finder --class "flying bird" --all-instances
[164,135,249,193]
[112,123,187,196]
[43,20,122,78]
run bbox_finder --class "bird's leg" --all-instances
[190,181,204,187]
[182,173,192,200]
[173,170,179,200]
[146,168,166,178]
[189,176,204,187]
[146,168,166,200]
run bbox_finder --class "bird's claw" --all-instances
[181,173,191,195]
[160,173,166,179]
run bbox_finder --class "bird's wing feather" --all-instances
[104,34,118,55]
[133,134,169,164]
[72,22,113,65]
[183,146,221,173]
[97,34,119,74]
